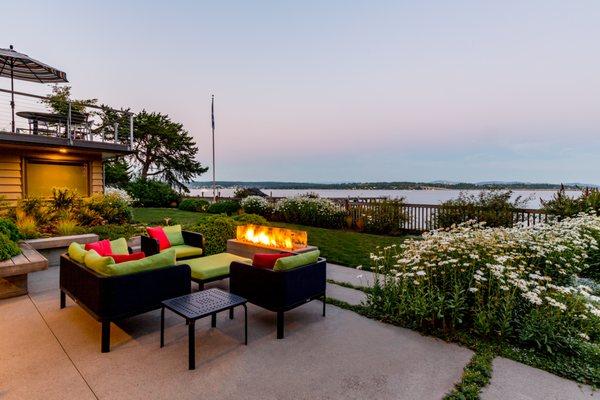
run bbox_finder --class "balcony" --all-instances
[0,88,133,158]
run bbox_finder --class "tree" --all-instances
[132,111,207,192]
[42,85,97,115]
[104,158,131,188]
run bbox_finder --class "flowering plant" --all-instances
[240,196,273,217]
[367,213,600,354]
[273,196,345,228]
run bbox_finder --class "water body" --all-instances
[189,188,580,209]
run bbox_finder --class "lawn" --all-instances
[132,208,408,268]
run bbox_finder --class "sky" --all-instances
[1,1,600,184]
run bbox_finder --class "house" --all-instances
[0,90,133,205]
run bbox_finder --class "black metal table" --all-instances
[160,288,248,370]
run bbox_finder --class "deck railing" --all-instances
[0,88,133,148]
[343,202,548,232]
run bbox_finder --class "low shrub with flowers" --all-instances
[273,196,345,228]
[366,213,600,357]
[240,195,273,217]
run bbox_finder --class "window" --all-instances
[26,160,89,197]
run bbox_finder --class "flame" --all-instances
[236,224,307,250]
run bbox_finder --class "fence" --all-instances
[344,202,548,232]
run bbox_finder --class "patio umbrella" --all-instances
[0,45,68,132]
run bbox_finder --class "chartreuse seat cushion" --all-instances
[163,225,185,246]
[84,248,177,277]
[179,253,251,281]
[84,249,115,274]
[110,238,129,255]
[68,242,88,264]
[164,244,203,259]
[273,250,320,272]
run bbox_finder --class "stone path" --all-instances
[326,263,600,400]
[325,262,376,305]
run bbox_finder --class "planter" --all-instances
[26,233,99,268]
[0,243,48,298]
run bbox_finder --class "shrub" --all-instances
[80,192,132,225]
[55,218,81,236]
[189,215,237,255]
[356,199,407,234]
[50,187,81,211]
[367,214,600,355]
[0,233,20,261]
[105,186,133,205]
[15,210,39,239]
[85,224,144,241]
[0,218,20,242]
[207,200,240,216]
[16,197,52,227]
[542,187,600,219]
[126,179,181,208]
[232,213,268,226]
[178,198,210,212]
[273,196,345,228]
[437,190,527,228]
[234,187,267,199]
[240,196,273,217]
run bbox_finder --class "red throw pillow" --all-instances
[85,240,112,256]
[109,252,146,264]
[252,253,292,269]
[146,226,171,251]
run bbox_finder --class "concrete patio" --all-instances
[1,266,472,400]
[1,265,597,400]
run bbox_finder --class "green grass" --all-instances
[131,208,408,268]
[132,207,202,225]
[270,221,408,268]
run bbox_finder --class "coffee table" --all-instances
[160,288,248,370]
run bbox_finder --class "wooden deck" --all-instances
[0,242,48,299]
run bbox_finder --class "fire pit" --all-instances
[227,224,318,258]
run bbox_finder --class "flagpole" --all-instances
[211,95,216,203]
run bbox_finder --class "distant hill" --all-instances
[188,181,597,190]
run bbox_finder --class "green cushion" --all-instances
[163,225,184,246]
[179,252,251,280]
[68,242,88,264]
[109,238,129,255]
[273,250,320,271]
[164,244,203,259]
[102,248,177,276]
[84,249,115,275]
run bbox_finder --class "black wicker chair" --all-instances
[141,230,205,260]
[59,254,191,353]
[229,257,326,339]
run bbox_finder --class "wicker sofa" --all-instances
[229,256,326,339]
[141,230,205,261]
[59,254,191,353]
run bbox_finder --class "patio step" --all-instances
[326,263,381,289]
[325,282,367,306]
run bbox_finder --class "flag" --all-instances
[211,95,215,130]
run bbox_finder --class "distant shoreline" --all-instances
[189,181,593,191]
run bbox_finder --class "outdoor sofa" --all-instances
[141,226,205,261]
[60,243,191,353]
[229,251,326,339]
